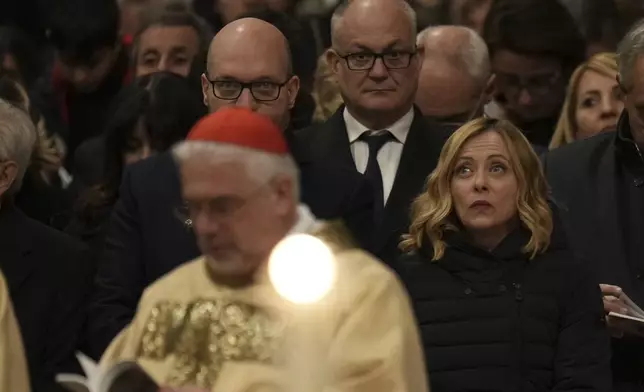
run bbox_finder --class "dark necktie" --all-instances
[359,131,394,223]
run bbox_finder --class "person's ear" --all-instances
[416,48,425,69]
[270,174,296,215]
[417,44,425,57]
[286,75,300,110]
[0,161,18,198]
[325,49,341,74]
[617,74,627,94]
[201,73,210,107]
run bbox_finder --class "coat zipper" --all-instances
[514,282,525,392]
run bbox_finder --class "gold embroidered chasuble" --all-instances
[100,230,428,392]
[0,271,30,392]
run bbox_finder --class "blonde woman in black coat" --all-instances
[398,117,611,392]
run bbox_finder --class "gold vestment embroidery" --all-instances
[138,298,285,388]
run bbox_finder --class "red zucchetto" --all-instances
[186,107,289,155]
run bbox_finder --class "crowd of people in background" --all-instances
[0,0,643,391]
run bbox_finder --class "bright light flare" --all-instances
[268,234,336,304]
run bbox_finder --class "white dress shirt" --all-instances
[343,107,414,205]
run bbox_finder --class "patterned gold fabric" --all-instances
[0,271,30,392]
[137,299,285,389]
[100,223,428,392]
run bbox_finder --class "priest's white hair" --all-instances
[0,99,36,195]
[172,141,300,200]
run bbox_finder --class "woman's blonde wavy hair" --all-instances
[400,117,553,260]
[549,52,619,150]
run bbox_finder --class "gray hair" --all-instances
[330,0,417,47]
[418,26,491,88]
[618,19,644,91]
[172,141,300,200]
[0,99,36,194]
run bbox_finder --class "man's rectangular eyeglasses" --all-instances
[207,79,290,102]
[495,71,561,98]
[176,181,270,227]
[339,51,416,71]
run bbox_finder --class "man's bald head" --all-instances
[200,17,300,130]
[207,18,292,76]
[331,0,417,47]
[417,25,490,87]
[326,0,420,129]
[415,26,491,121]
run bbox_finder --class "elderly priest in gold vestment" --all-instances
[100,107,428,392]
[0,270,30,392]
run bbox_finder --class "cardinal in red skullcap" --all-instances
[99,106,427,392]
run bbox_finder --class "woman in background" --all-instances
[398,117,611,391]
[66,72,206,250]
[550,53,624,149]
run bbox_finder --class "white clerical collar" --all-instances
[289,204,322,235]
[343,107,414,144]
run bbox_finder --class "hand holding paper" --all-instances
[600,284,628,314]
[602,284,644,338]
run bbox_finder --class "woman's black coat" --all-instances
[397,226,611,392]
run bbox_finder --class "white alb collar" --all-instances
[289,204,322,235]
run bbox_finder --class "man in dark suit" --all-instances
[88,17,374,358]
[0,99,92,391]
[542,20,644,391]
[299,0,452,264]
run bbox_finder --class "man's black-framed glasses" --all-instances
[494,70,561,99]
[339,51,416,71]
[207,78,290,102]
[176,180,271,227]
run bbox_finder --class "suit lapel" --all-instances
[313,108,355,169]
[376,112,444,250]
[309,108,449,255]
[0,204,37,295]
[593,148,631,285]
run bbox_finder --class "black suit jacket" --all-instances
[0,202,92,392]
[294,107,453,264]
[543,131,640,301]
[542,124,644,388]
[89,149,374,358]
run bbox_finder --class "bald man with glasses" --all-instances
[88,17,375,359]
[296,0,453,265]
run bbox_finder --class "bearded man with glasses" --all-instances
[295,0,454,265]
